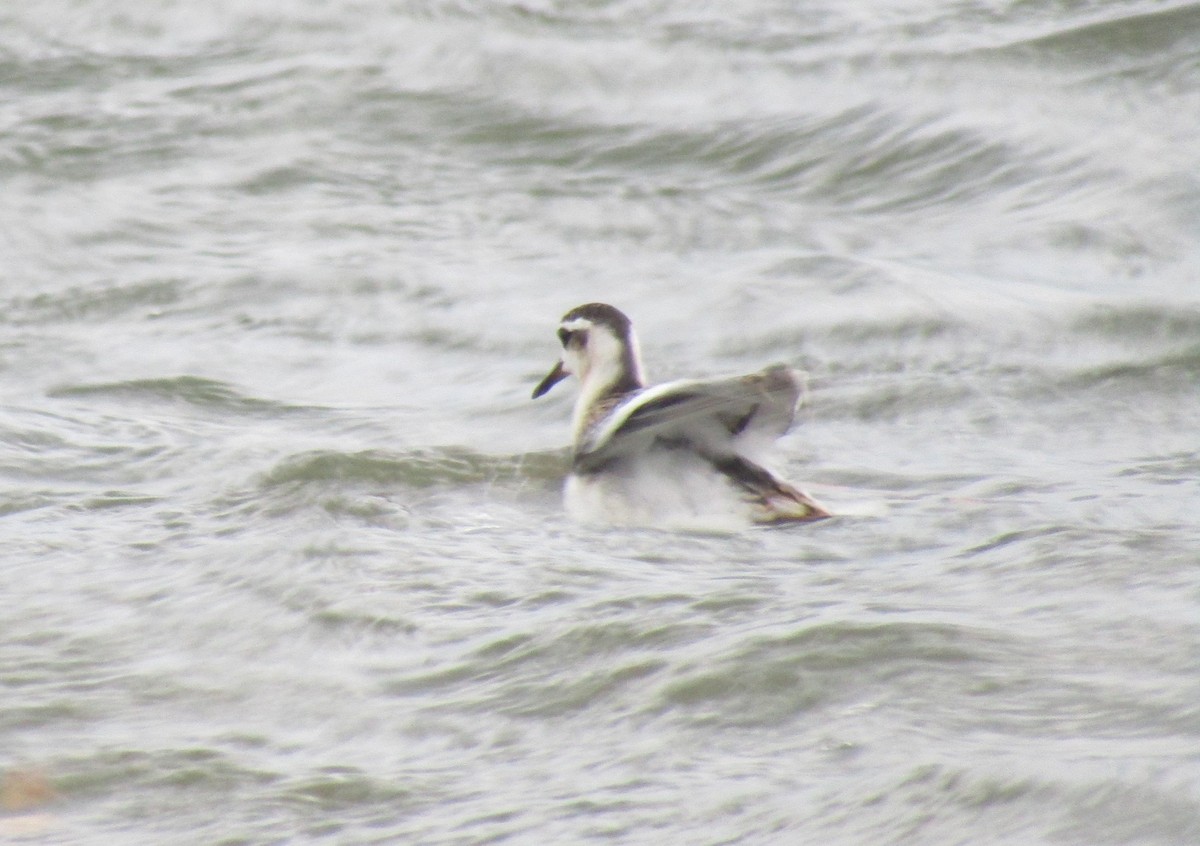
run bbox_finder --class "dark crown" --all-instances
[560,303,634,338]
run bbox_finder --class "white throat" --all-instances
[567,325,644,442]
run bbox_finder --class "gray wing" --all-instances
[575,364,804,473]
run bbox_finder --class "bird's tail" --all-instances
[710,455,831,524]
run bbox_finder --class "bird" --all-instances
[531,302,830,529]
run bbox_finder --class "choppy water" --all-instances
[3,1,1199,843]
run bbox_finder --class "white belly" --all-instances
[563,449,751,531]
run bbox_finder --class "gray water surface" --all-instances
[2,2,1199,844]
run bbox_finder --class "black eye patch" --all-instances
[558,328,585,348]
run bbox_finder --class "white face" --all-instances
[532,309,644,405]
[558,317,625,388]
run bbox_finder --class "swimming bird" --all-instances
[532,303,830,528]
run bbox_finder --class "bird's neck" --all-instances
[572,360,644,443]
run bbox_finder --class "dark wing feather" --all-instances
[574,365,804,473]
[709,454,830,523]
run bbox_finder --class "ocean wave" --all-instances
[1,280,184,325]
[991,2,1200,66]
[259,446,567,490]
[657,620,992,727]
[49,376,301,414]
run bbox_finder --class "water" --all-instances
[2,1,1199,843]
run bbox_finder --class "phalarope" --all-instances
[532,303,830,528]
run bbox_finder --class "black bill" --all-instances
[532,360,568,398]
